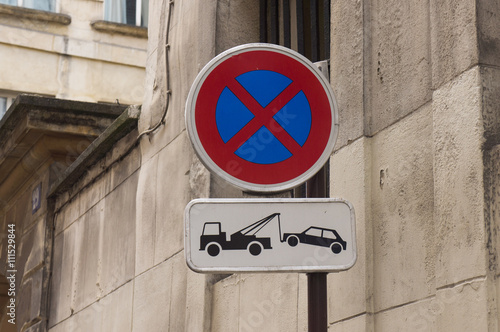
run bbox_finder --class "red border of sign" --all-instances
[186,44,338,192]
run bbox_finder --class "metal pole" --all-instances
[307,272,328,331]
[305,164,329,332]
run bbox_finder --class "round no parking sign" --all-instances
[185,43,338,192]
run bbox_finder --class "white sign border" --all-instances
[184,198,357,273]
[185,43,339,193]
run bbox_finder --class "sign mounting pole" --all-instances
[306,60,330,332]
[306,166,329,332]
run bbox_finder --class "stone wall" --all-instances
[16,0,499,331]
[135,0,500,331]
[328,0,500,330]
[135,1,217,329]
[0,96,128,332]
[48,129,140,332]
[0,165,54,331]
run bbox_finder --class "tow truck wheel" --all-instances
[207,243,221,257]
[287,235,299,247]
[330,243,342,254]
[248,242,263,256]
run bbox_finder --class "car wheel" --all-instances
[248,242,263,256]
[287,235,299,247]
[207,243,221,257]
[330,242,342,254]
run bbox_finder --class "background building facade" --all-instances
[1,0,500,331]
[0,0,146,331]
[0,0,147,118]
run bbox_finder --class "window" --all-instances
[305,227,322,237]
[0,96,14,120]
[0,98,7,120]
[104,0,149,27]
[322,230,336,239]
[0,0,56,12]
[202,223,221,236]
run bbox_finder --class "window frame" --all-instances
[104,0,148,28]
[0,0,58,12]
[0,95,15,120]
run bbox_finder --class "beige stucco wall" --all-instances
[0,0,147,104]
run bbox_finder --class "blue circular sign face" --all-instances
[185,43,339,193]
[215,70,312,165]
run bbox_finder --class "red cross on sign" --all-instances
[185,44,338,192]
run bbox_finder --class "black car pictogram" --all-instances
[282,226,347,254]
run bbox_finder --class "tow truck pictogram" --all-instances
[200,213,280,257]
[200,213,347,257]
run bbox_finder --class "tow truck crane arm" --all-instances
[237,213,281,236]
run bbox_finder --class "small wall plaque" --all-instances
[32,183,41,214]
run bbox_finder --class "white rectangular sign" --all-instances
[184,198,356,273]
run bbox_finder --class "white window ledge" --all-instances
[0,4,71,25]
[91,20,147,38]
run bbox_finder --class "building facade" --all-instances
[0,0,147,118]
[1,0,500,331]
[0,0,147,331]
